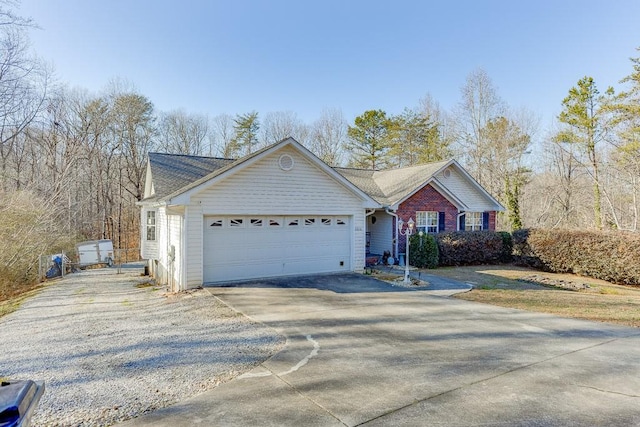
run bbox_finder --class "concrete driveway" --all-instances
[123,273,640,426]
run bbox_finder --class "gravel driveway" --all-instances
[0,265,284,426]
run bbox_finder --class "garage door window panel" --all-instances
[209,219,223,227]
[269,218,282,226]
[229,218,244,227]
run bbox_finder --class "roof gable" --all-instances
[145,138,379,207]
[335,159,504,212]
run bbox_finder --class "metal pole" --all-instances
[398,218,414,284]
[404,233,410,283]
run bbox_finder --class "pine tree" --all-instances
[556,77,605,229]
[346,110,393,169]
[230,111,260,157]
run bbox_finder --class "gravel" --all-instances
[0,265,284,426]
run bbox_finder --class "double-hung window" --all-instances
[465,212,483,231]
[146,211,156,241]
[416,211,439,233]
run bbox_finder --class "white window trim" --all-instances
[465,212,483,231]
[146,210,156,241]
[416,211,438,233]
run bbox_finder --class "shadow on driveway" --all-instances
[206,272,471,294]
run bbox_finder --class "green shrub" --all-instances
[497,231,513,263]
[512,228,544,269]
[435,231,507,266]
[409,232,439,269]
[515,228,640,286]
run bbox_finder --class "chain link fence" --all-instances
[38,253,74,281]
[38,248,141,281]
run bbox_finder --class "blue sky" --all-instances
[18,0,640,131]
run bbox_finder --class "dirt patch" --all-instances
[368,269,429,288]
[519,274,595,292]
[135,280,157,288]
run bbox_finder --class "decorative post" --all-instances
[397,217,415,284]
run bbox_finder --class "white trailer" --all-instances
[76,239,114,267]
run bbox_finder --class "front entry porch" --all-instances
[366,209,396,266]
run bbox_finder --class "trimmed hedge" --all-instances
[513,228,640,286]
[435,231,508,266]
[497,231,513,263]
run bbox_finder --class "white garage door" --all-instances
[203,215,351,283]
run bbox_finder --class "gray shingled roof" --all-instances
[146,152,235,200]
[146,149,452,207]
[335,160,450,206]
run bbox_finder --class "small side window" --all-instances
[210,219,223,227]
[336,218,346,225]
[146,211,156,241]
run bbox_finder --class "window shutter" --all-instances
[438,212,445,232]
[458,214,465,231]
[482,212,490,230]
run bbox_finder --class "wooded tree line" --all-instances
[0,2,639,290]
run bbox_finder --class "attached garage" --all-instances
[138,138,378,290]
[203,215,351,283]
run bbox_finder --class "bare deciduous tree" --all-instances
[209,113,234,157]
[308,108,347,166]
[261,111,309,147]
[454,68,505,187]
[156,109,208,155]
[0,0,49,190]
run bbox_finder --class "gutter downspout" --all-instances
[166,209,173,291]
[364,209,376,258]
[385,208,399,258]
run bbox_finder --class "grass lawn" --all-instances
[425,265,640,328]
[0,284,45,318]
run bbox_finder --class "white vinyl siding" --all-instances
[367,212,393,256]
[436,168,498,212]
[140,207,160,260]
[165,213,183,291]
[147,207,167,280]
[184,204,203,288]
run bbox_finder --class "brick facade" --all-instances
[395,184,497,256]
[489,211,496,231]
